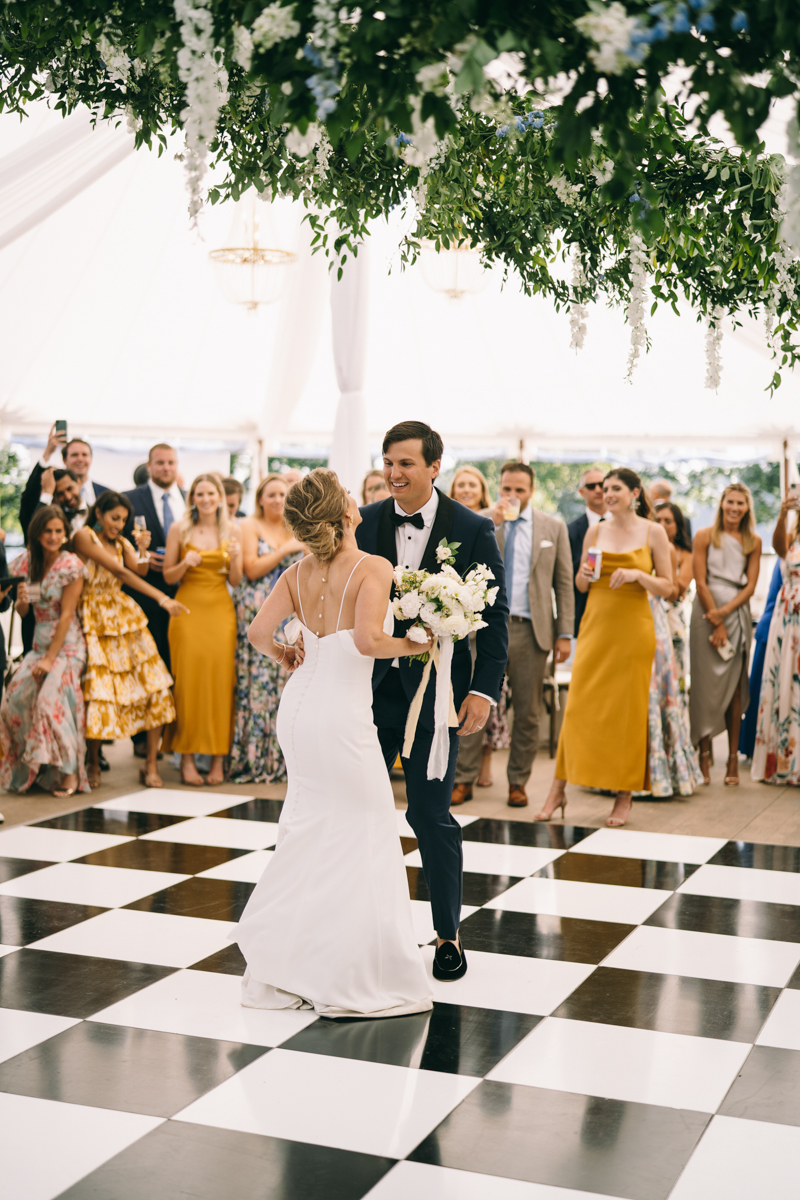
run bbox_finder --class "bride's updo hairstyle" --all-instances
[284,468,349,563]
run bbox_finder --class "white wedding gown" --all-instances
[231,557,433,1019]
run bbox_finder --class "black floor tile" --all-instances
[125,877,255,922]
[56,1120,395,1200]
[645,892,800,943]
[536,852,697,891]
[462,819,593,849]
[0,1022,266,1117]
[552,967,780,1042]
[210,797,283,823]
[708,841,800,873]
[74,839,250,875]
[407,865,522,906]
[0,894,105,947]
[409,1081,709,1200]
[0,856,53,884]
[190,942,247,975]
[786,960,800,990]
[459,907,636,963]
[400,836,418,855]
[36,808,187,836]
[282,1003,540,1077]
[0,948,175,1017]
[719,1045,800,1127]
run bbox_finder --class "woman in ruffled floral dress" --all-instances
[73,491,188,788]
[641,592,705,798]
[229,474,304,783]
[0,506,88,797]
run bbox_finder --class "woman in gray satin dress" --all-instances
[690,484,761,786]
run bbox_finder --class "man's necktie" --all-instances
[391,511,425,529]
[504,517,518,592]
[162,492,175,537]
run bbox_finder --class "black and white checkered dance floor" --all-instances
[1,789,800,1199]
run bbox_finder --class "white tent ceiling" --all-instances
[0,101,798,462]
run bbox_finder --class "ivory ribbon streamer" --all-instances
[402,636,460,780]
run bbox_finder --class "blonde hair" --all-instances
[284,467,348,563]
[255,472,288,517]
[178,472,231,545]
[449,465,490,511]
[711,482,757,555]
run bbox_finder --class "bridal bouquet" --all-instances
[392,540,499,780]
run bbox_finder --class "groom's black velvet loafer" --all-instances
[432,940,468,981]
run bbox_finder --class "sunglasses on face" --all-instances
[583,482,602,490]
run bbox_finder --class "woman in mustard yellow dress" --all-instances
[73,491,188,789]
[537,469,674,828]
[163,473,242,786]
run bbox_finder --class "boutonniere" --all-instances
[435,538,461,566]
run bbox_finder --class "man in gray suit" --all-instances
[451,461,574,808]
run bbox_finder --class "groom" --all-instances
[357,421,508,981]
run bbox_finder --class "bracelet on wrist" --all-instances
[276,644,287,663]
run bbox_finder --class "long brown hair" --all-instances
[27,505,70,583]
[449,465,490,511]
[711,482,757,555]
[603,468,653,519]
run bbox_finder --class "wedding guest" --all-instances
[655,501,694,697]
[0,541,13,702]
[449,464,510,790]
[741,558,783,758]
[691,483,761,786]
[230,474,304,783]
[73,492,188,789]
[567,466,606,636]
[133,463,150,487]
[751,497,798,782]
[223,477,246,520]
[0,506,88,797]
[650,478,673,504]
[539,469,673,827]
[452,461,573,808]
[163,473,242,786]
[282,469,303,485]
[362,470,388,505]
[21,461,85,541]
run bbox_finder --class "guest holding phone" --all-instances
[690,484,761,786]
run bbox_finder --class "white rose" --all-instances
[399,592,423,619]
[407,624,431,645]
[392,598,405,620]
[486,586,499,607]
[435,545,450,563]
[419,601,438,624]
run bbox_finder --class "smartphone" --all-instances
[789,483,800,509]
[0,575,26,598]
[54,420,67,439]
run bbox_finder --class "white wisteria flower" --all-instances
[626,232,648,380]
[569,245,588,351]
[174,0,230,223]
[232,24,254,71]
[574,2,644,78]
[252,3,301,50]
[285,122,321,157]
[704,305,724,390]
[549,173,581,206]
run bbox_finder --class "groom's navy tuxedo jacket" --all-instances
[357,490,509,731]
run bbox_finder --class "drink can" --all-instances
[586,547,602,581]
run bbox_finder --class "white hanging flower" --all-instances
[98,34,133,84]
[765,240,795,343]
[285,122,321,157]
[125,106,142,135]
[549,173,581,206]
[569,245,588,351]
[232,24,254,71]
[174,0,230,223]
[252,3,301,50]
[574,2,645,77]
[314,127,333,178]
[626,233,648,380]
[704,305,724,391]
[779,118,800,255]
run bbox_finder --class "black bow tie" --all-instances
[391,511,425,530]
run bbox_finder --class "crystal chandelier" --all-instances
[209,191,297,311]
[418,239,490,299]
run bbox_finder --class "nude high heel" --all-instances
[606,792,632,828]
[534,789,567,821]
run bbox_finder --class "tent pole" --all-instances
[783,438,790,499]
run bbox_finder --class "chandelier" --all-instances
[419,239,490,300]
[209,191,297,311]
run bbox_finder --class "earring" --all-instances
[191,505,198,521]
[629,496,637,512]
[94,521,103,532]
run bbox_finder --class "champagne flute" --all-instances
[219,531,238,574]
[133,516,150,564]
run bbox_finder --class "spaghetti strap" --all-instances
[295,558,309,626]
[336,556,369,632]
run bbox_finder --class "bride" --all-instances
[231,468,434,1019]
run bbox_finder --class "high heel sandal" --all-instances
[725,755,740,786]
[699,750,711,785]
[534,791,567,821]
[139,768,163,789]
[606,792,632,828]
[180,770,205,787]
[86,766,101,790]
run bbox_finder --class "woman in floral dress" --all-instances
[229,474,304,783]
[73,491,188,789]
[752,495,800,784]
[0,506,88,797]
[641,592,704,798]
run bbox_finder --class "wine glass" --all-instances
[218,532,238,574]
[133,516,150,564]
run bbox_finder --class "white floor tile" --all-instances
[405,843,564,879]
[411,901,479,946]
[139,816,279,850]
[420,946,594,1016]
[488,1017,750,1113]
[197,850,274,883]
[89,968,319,1045]
[602,925,800,988]
[571,829,727,865]
[365,1161,622,1200]
[30,907,235,968]
[668,1115,800,1200]
[0,1091,162,1200]
[95,789,247,818]
[679,863,800,907]
[755,988,800,1051]
[0,825,132,863]
[0,862,189,908]
[484,876,671,925]
[0,1008,80,1066]
[395,810,478,839]
[0,945,20,959]
[175,1048,479,1159]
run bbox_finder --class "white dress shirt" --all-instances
[148,479,186,536]
[508,504,533,619]
[586,508,602,527]
[38,452,98,512]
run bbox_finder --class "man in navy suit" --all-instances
[357,421,508,982]
[567,466,606,637]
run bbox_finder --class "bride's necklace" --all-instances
[318,568,326,620]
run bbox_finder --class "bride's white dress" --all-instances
[231,556,433,1019]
